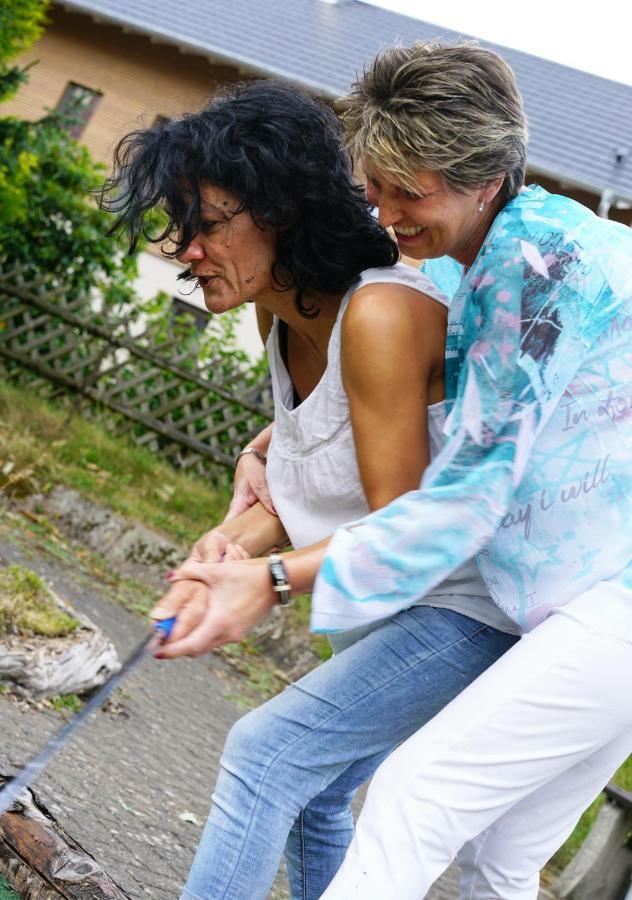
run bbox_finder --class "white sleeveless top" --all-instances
[266,264,519,646]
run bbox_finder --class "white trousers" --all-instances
[322,583,632,900]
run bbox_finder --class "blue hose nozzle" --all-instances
[153,616,177,641]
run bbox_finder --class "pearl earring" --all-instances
[478,201,485,213]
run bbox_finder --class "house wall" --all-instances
[2,6,242,165]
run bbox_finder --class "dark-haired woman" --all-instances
[104,80,519,899]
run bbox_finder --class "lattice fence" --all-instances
[0,267,273,476]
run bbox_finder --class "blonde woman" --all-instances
[308,43,632,899]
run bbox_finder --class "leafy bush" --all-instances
[0,111,141,305]
[0,0,48,101]
[0,0,141,306]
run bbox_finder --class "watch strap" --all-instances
[268,553,292,607]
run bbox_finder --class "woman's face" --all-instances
[363,162,497,265]
[176,184,277,314]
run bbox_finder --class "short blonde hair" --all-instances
[344,41,528,202]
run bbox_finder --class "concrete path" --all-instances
[0,526,552,899]
[0,530,239,897]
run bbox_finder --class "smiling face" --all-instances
[363,162,502,266]
[176,184,278,314]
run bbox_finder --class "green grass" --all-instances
[220,640,288,708]
[547,755,632,873]
[0,876,20,899]
[49,692,84,714]
[0,564,79,638]
[0,377,325,669]
[0,379,231,547]
[293,593,332,662]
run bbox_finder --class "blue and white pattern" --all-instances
[312,185,632,633]
[420,255,464,299]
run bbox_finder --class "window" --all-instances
[55,82,102,139]
[171,297,211,332]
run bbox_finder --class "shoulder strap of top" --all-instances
[353,263,451,309]
[277,319,302,408]
[266,316,291,406]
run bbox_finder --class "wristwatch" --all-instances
[268,553,293,606]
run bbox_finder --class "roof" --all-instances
[58,0,632,201]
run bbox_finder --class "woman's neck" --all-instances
[257,286,345,361]
[453,195,506,268]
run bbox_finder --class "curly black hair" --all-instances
[101,80,398,317]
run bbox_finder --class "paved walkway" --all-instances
[0,528,551,899]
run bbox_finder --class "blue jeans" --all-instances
[181,607,518,900]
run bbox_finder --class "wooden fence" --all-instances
[0,268,273,476]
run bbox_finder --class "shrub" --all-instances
[0,0,48,101]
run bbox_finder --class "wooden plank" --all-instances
[604,783,632,812]
[0,842,58,899]
[7,314,70,345]
[90,393,236,467]
[100,366,166,399]
[0,778,130,899]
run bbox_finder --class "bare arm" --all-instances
[340,283,444,509]
[224,424,277,521]
[154,285,447,657]
[223,305,276,520]
[270,283,447,592]
[198,500,286,560]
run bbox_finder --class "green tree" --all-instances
[0,0,48,102]
[0,0,139,307]
[0,0,265,464]
[0,111,140,304]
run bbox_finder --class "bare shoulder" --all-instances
[341,280,447,360]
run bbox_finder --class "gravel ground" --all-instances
[0,517,553,900]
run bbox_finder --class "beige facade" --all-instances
[3,6,241,165]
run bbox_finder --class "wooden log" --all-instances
[0,842,60,900]
[605,783,632,811]
[0,777,130,899]
[0,628,119,699]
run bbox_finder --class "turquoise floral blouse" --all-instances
[312,186,632,634]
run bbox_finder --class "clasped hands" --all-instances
[150,530,276,658]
